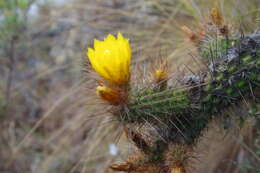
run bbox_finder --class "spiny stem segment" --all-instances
[119,31,260,145]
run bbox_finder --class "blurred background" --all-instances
[0,0,259,172]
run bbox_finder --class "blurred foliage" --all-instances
[0,0,31,43]
[0,0,34,108]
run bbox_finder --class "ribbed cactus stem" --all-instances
[118,31,260,145]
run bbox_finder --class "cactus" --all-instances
[86,8,260,173]
[108,30,260,173]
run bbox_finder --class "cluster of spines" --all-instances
[119,88,191,123]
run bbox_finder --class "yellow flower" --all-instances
[87,33,131,86]
[154,69,168,83]
[96,85,124,105]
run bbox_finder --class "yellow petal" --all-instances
[94,39,102,50]
[105,34,116,42]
